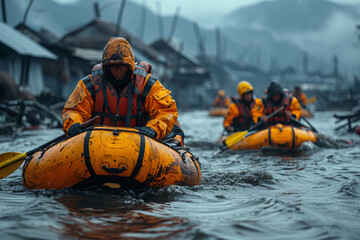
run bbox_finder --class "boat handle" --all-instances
[102,165,126,174]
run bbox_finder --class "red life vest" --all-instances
[82,64,156,127]
[263,96,293,124]
[232,98,255,131]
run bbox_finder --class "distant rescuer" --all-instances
[252,81,301,126]
[223,81,261,132]
[62,37,178,140]
[213,89,230,108]
[292,85,308,109]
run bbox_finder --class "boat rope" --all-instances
[102,165,126,174]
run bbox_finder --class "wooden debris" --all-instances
[334,105,360,132]
[0,99,63,135]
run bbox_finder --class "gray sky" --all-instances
[54,0,360,28]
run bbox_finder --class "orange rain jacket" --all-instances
[252,96,301,125]
[293,92,308,108]
[213,96,230,108]
[223,98,262,131]
[62,37,178,140]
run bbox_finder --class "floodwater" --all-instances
[0,110,359,239]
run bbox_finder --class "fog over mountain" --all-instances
[223,0,360,74]
[3,0,359,79]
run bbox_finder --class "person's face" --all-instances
[109,65,128,81]
[271,93,282,102]
[242,92,253,102]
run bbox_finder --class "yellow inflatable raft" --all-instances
[209,107,228,117]
[229,124,317,150]
[22,127,201,190]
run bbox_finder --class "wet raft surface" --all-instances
[0,111,360,239]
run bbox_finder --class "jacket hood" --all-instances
[267,82,284,99]
[102,37,135,78]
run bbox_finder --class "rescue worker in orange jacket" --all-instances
[62,37,178,140]
[213,89,230,108]
[252,82,301,126]
[223,81,261,132]
[293,85,308,108]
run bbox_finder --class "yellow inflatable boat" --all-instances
[228,124,317,151]
[209,107,228,117]
[22,127,201,190]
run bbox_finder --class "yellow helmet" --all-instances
[218,89,225,96]
[237,81,253,99]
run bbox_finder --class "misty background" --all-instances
[1,0,360,92]
[3,0,360,83]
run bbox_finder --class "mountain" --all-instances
[222,0,360,74]
[225,0,360,33]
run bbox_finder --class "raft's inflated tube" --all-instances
[230,124,317,150]
[23,127,201,190]
[209,107,228,117]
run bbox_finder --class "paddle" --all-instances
[299,116,318,133]
[214,106,285,156]
[307,96,317,104]
[0,116,99,179]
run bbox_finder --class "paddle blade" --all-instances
[0,152,27,179]
[308,96,317,104]
[224,131,248,148]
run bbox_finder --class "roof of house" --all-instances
[151,39,201,67]
[0,22,57,60]
[15,23,60,45]
[61,18,164,64]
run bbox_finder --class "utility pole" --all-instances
[215,27,221,62]
[138,0,146,41]
[94,2,100,18]
[1,0,7,23]
[115,0,127,36]
[333,56,338,77]
[156,1,164,39]
[333,55,339,84]
[22,0,34,25]
[167,6,181,42]
[193,22,206,58]
[302,51,308,74]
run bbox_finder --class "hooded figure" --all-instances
[62,37,178,140]
[252,81,301,126]
[266,82,284,101]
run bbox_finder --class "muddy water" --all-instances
[0,111,359,239]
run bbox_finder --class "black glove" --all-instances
[68,123,82,136]
[136,126,157,138]
[225,126,234,133]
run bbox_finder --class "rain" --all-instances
[0,0,360,239]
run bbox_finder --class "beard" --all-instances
[106,69,132,90]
